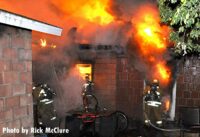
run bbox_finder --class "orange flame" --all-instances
[40,39,47,48]
[132,5,169,56]
[81,0,114,25]
[51,44,57,49]
[52,0,114,25]
[165,99,170,111]
[154,62,171,84]
[156,63,170,81]
[163,97,171,112]
[132,4,171,84]
[40,39,57,49]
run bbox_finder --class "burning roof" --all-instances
[1,1,173,85]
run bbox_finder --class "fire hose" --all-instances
[144,112,183,132]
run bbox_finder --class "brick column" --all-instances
[93,54,117,110]
[0,24,33,137]
[116,57,144,119]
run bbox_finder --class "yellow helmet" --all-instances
[152,79,159,86]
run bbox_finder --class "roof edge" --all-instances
[0,9,62,36]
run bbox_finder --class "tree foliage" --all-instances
[157,0,200,56]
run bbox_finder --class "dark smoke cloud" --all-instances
[108,0,152,21]
[32,28,82,115]
[47,0,141,47]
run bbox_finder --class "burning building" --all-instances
[0,0,200,137]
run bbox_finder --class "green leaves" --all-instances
[170,31,179,41]
[190,29,200,39]
[171,0,177,4]
[158,0,200,56]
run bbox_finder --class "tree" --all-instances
[157,0,200,56]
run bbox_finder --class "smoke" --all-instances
[108,0,148,21]
[47,0,152,47]
[43,0,138,47]
[74,22,132,46]
[53,67,84,117]
[0,0,154,47]
[32,29,82,118]
[1,0,174,117]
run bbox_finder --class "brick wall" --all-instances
[93,54,117,110]
[93,50,200,123]
[176,57,200,108]
[116,56,200,119]
[116,57,144,119]
[93,55,144,119]
[0,24,33,137]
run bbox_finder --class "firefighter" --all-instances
[32,84,59,129]
[82,74,94,112]
[144,79,162,126]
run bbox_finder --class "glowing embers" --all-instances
[76,64,92,81]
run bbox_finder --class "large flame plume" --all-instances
[51,0,114,25]
[131,4,171,85]
[0,0,117,47]
[1,1,172,85]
